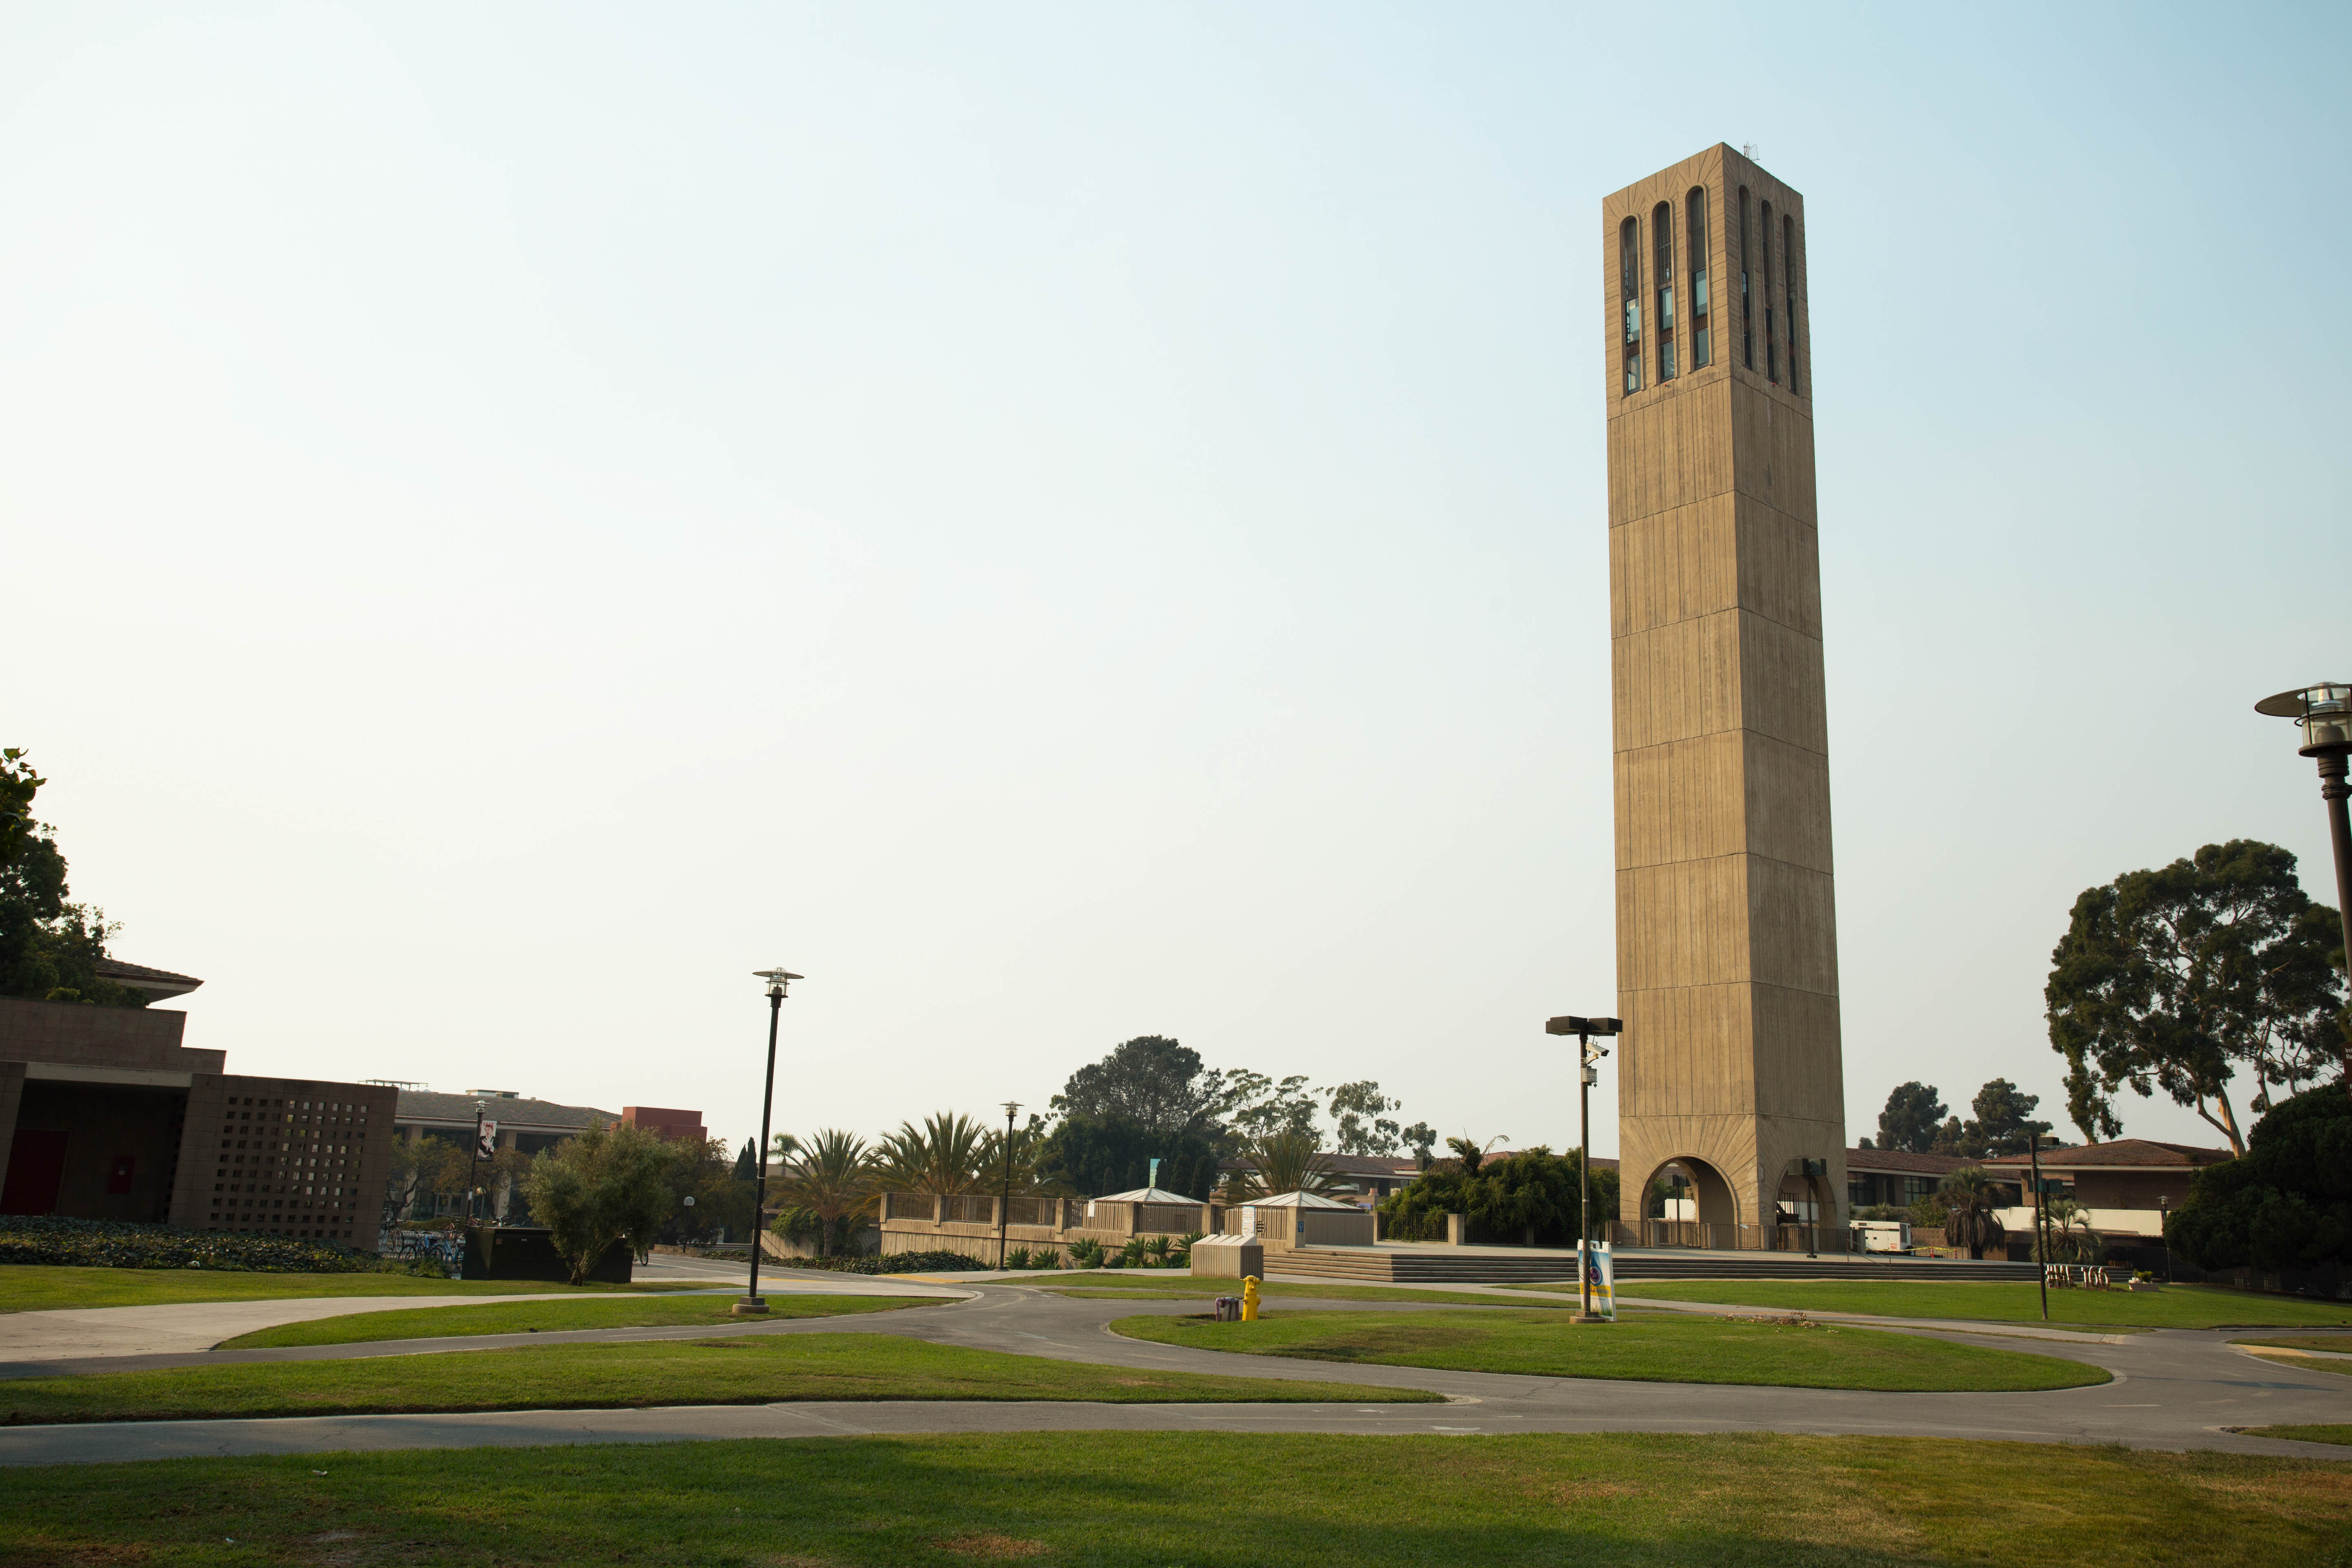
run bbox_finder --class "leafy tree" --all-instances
[732,1140,757,1182]
[1875,1082,1947,1155]
[0,773,146,1009]
[1203,1069,1311,1145]
[1051,1036,1225,1138]
[1034,1114,1219,1198]
[2047,840,2345,1153]
[775,1128,875,1255]
[1965,1079,2054,1157]
[658,1134,753,1243]
[1401,1121,1438,1166]
[1324,1080,1408,1156]
[977,1114,1053,1195]
[2165,1085,2352,1272]
[1927,1115,1978,1158]
[0,749,42,869]
[521,1124,678,1285]
[382,1134,470,1227]
[1380,1146,1619,1245]
[874,1112,991,1194]
[1938,1167,2008,1261]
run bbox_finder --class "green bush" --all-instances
[765,1249,991,1276]
[1379,1146,1619,1246]
[0,1214,388,1274]
[2167,1086,2352,1271]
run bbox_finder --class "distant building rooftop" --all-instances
[393,1089,617,1132]
[1981,1138,2229,1172]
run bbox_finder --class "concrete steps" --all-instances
[1269,1246,2040,1285]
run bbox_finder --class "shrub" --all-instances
[765,1249,990,1276]
[1005,1245,1033,1270]
[0,1214,387,1274]
[2167,1085,2352,1272]
[522,1124,677,1286]
[1067,1238,1106,1268]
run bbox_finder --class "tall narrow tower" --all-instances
[1603,146,1847,1238]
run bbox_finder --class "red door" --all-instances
[2,1129,69,1215]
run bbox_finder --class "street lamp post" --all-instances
[997,1101,1022,1270]
[2255,682,2352,1098]
[739,967,802,1317]
[465,1098,487,1226]
[1546,1014,1621,1324]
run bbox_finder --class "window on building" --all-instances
[1686,186,1710,368]
[1760,199,1777,383]
[1737,187,1753,370]
[1652,200,1675,381]
[1783,212,1800,394]
[1619,216,1642,394]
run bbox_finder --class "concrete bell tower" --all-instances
[1603,145,1847,1240]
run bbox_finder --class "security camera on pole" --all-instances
[1546,1014,1621,1324]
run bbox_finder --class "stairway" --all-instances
[1269,1245,2039,1285]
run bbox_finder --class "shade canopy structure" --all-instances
[1093,1186,1201,1205]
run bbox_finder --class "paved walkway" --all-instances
[0,1260,965,1365]
[0,1282,2346,1466]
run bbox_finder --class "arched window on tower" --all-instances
[1760,199,1777,383]
[1686,187,1711,368]
[1783,213,1800,394]
[1737,187,1753,370]
[1653,201,1675,381]
[1620,216,1642,394]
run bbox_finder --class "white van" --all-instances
[1853,1219,1912,1254]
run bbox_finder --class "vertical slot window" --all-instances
[1761,199,1777,383]
[1653,200,1675,381]
[1783,214,1800,394]
[1687,187,1711,368]
[1620,216,1642,394]
[1738,187,1753,370]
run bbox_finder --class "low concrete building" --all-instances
[388,1088,619,1221]
[1982,1138,2229,1248]
[1845,1147,1972,1211]
[0,972,397,1247]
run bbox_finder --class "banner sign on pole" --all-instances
[1577,1240,1617,1321]
[475,1120,499,1161]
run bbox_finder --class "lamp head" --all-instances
[1546,1015,1622,1038]
[753,967,804,998]
[2255,682,2352,757]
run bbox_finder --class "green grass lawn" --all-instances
[217,1292,936,1348]
[1113,1308,2109,1391]
[1570,1278,2352,1330]
[2238,1424,2352,1447]
[0,1263,692,1314]
[1035,1274,1567,1308]
[2,1432,2343,1567]
[0,1332,1437,1425]
[2233,1335,2352,1376]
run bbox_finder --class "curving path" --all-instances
[0,1282,2344,1467]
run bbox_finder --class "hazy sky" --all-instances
[6,4,2347,1162]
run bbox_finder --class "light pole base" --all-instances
[1572,1312,1607,1324]
[731,1297,771,1316]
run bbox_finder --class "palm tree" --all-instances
[874,1111,991,1195]
[780,1128,873,1257]
[2036,1197,2107,1266]
[1939,1166,2009,1261]
[1237,1129,1341,1200]
[977,1120,1055,1196]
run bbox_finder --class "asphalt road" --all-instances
[1,1281,2346,1466]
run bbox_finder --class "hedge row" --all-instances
[0,1214,399,1274]
[766,1249,992,1276]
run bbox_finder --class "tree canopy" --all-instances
[0,751,147,1009]
[521,1124,680,1285]
[1035,1114,1219,1200]
[2165,1085,2352,1272]
[1874,1082,1947,1154]
[2047,840,2345,1153]
[1380,1145,1618,1246]
[1051,1036,1225,1138]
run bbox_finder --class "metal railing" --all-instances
[1003,1196,1058,1227]
[1637,1219,1852,1253]
[940,1194,993,1225]
[1135,1203,1207,1235]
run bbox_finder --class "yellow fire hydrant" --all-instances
[1239,1275,1261,1322]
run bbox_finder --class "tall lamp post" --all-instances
[738,967,802,1317]
[2255,681,2352,1098]
[996,1101,1022,1270]
[1546,1014,1621,1324]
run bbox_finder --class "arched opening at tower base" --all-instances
[1641,1157,1738,1247]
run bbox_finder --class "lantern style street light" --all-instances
[737,967,802,1316]
[2254,683,2352,1076]
[996,1101,1022,1270]
[1546,1013,1621,1323]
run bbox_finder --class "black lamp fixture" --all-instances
[1545,1015,1621,1322]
